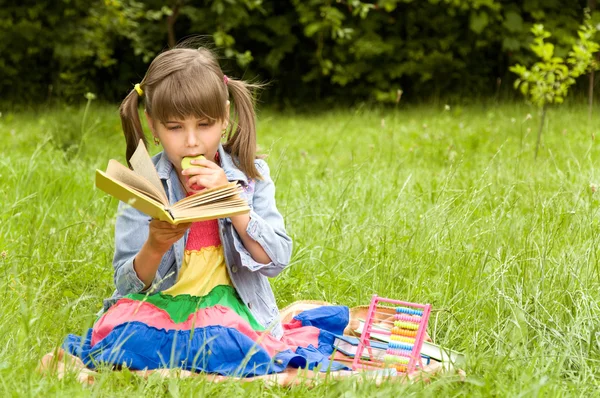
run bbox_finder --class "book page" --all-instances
[95,170,174,223]
[172,184,242,211]
[175,195,247,210]
[173,198,248,213]
[172,183,238,206]
[129,186,163,204]
[170,204,250,224]
[168,180,249,222]
[129,139,168,205]
[106,160,167,206]
[173,197,248,213]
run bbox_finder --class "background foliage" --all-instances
[1,0,599,105]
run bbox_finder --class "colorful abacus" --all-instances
[352,295,431,374]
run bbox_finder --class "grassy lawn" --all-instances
[1,101,599,396]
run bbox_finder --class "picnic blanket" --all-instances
[39,301,453,386]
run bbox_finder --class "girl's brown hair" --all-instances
[119,45,262,179]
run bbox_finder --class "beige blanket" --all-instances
[38,301,457,386]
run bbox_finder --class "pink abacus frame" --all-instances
[352,294,431,374]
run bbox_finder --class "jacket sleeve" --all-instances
[231,159,293,277]
[112,201,162,295]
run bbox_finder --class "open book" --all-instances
[95,139,250,224]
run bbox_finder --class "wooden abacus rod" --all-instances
[373,296,430,309]
[366,310,423,320]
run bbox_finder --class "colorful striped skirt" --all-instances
[63,285,349,376]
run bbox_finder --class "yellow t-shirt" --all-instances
[163,218,231,297]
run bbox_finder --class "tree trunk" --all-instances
[590,69,594,121]
[535,106,546,160]
[589,0,596,120]
[166,3,181,49]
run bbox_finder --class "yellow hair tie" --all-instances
[134,83,144,96]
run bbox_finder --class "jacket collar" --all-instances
[155,151,174,180]
[218,144,249,185]
[155,144,248,185]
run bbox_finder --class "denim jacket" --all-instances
[103,145,293,339]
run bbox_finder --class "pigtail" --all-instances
[119,87,147,167]
[224,78,262,179]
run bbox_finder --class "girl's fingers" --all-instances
[150,219,170,227]
[152,221,181,230]
[155,227,188,241]
[150,221,191,233]
[193,158,219,169]
[182,167,214,176]
[187,175,217,189]
[149,221,190,248]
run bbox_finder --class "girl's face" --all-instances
[146,104,229,175]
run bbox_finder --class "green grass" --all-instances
[1,101,599,396]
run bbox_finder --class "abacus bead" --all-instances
[396,356,409,364]
[398,329,417,337]
[391,341,413,351]
[395,314,421,323]
[394,321,419,330]
[390,335,415,344]
[398,349,412,357]
[383,354,396,363]
[396,307,423,316]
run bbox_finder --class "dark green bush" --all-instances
[0,0,594,105]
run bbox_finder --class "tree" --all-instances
[588,0,597,120]
[510,20,599,159]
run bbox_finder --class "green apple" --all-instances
[181,154,206,170]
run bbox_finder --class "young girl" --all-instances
[63,46,349,377]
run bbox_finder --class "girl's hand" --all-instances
[147,219,191,255]
[182,158,229,191]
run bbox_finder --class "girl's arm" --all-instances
[113,202,156,295]
[133,241,164,289]
[229,214,271,264]
[112,202,185,295]
[229,159,293,277]
[133,220,190,288]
